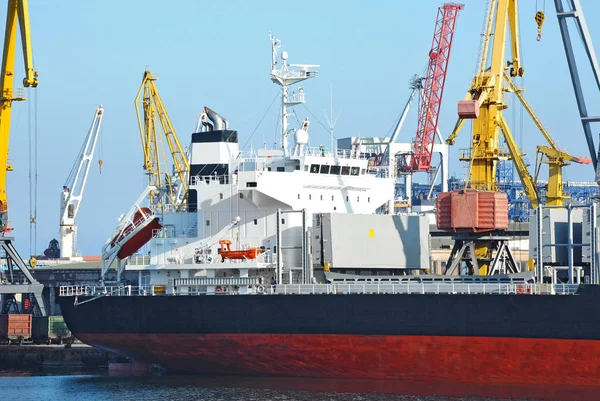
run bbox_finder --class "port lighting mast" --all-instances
[410,2,463,172]
[135,70,190,211]
[0,0,45,316]
[59,106,104,260]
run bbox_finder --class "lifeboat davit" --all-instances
[110,207,162,259]
[218,240,263,261]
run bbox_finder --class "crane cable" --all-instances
[28,86,38,258]
[99,117,103,174]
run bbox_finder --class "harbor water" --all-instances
[0,371,598,401]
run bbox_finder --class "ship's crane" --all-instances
[410,2,463,172]
[135,70,190,211]
[0,0,45,316]
[59,106,104,260]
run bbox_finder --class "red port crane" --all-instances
[410,3,463,171]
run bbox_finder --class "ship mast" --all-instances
[269,34,319,156]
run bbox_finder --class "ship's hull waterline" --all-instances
[60,286,600,387]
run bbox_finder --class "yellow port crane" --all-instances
[439,0,591,277]
[135,70,189,211]
[447,0,536,205]
[446,0,589,210]
[0,0,46,317]
[0,0,38,233]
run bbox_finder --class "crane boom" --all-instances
[411,2,463,171]
[59,106,104,259]
[0,0,38,233]
[135,70,189,211]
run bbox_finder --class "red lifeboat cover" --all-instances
[110,207,163,259]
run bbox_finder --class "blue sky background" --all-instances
[3,0,600,257]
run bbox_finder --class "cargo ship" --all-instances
[58,35,600,389]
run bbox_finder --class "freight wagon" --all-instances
[0,314,32,345]
[32,316,73,345]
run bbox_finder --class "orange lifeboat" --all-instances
[218,240,263,261]
[110,207,162,259]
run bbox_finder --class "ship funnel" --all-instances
[204,107,229,130]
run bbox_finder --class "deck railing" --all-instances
[59,282,579,297]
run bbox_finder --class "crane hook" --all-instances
[535,11,545,41]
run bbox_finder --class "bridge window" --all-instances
[320,165,330,174]
[310,164,320,173]
[330,165,341,175]
[341,166,350,175]
[351,167,360,176]
[277,167,285,172]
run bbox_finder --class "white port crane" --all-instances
[60,105,104,259]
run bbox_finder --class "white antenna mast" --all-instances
[269,33,319,156]
[324,83,341,153]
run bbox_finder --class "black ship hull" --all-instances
[59,286,600,387]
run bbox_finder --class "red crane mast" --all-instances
[411,3,463,171]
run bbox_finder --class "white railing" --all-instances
[190,175,231,186]
[60,282,579,297]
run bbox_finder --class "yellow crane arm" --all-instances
[498,114,540,208]
[0,0,38,232]
[14,0,37,87]
[537,145,592,165]
[134,70,190,210]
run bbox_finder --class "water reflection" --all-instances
[73,374,599,401]
[1,369,598,401]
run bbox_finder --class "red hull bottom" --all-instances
[79,333,600,388]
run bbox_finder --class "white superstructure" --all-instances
[104,36,397,292]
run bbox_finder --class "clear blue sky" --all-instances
[3,0,600,257]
